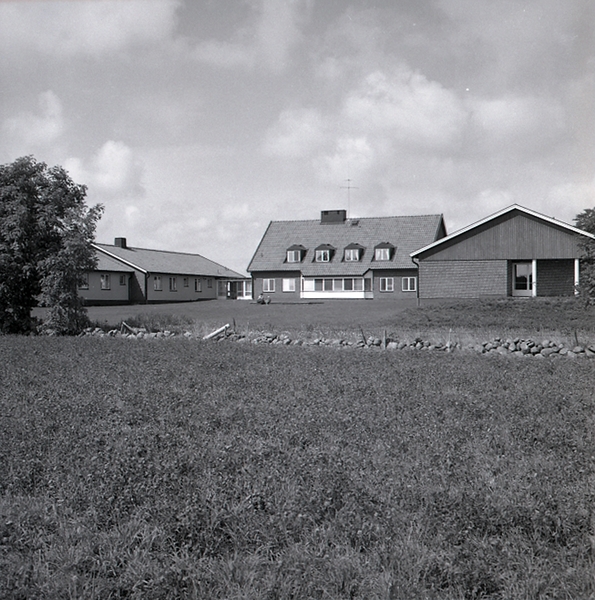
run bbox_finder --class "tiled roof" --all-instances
[93,243,246,279]
[248,214,445,276]
[95,253,134,272]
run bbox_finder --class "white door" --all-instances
[512,262,533,297]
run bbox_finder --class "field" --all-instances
[4,298,595,598]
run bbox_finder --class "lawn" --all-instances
[0,334,593,599]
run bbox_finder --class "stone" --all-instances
[572,346,584,354]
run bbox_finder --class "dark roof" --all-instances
[93,243,246,279]
[248,214,445,276]
[411,204,595,257]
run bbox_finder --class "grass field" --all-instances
[1,316,594,598]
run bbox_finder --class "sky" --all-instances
[1,0,594,275]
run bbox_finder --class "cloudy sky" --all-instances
[1,0,593,274]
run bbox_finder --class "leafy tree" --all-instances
[0,156,103,334]
[574,206,595,305]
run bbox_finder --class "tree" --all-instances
[574,206,595,305]
[0,156,103,334]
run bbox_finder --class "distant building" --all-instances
[248,209,446,300]
[411,204,595,299]
[79,237,250,305]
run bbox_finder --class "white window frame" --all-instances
[154,276,162,291]
[100,273,111,290]
[315,249,330,262]
[263,278,275,293]
[195,278,202,292]
[375,247,391,261]
[119,274,126,286]
[286,250,301,263]
[402,277,417,292]
[79,272,89,290]
[169,277,177,292]
[344,248,360,262]
[282,278,296,292]
[183,277,189,287]
[379,277,394,292]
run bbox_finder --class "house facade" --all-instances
[79,237,248,305]
[248,210,446,300]
[411,204,595,299]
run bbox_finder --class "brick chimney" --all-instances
[320,210,347,224]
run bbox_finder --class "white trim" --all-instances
[574,258,580,295]
[410,204,595,257]
[531,259,537,297]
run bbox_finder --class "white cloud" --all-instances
[3,91,64,150]
[263,108,327,158]
[343,69,467,151]
[65,141,144,198]
[0,0,180,57]
[468,95,566,149]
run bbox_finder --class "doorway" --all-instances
[512,262,533,297]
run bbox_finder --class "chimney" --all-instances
[114,237,127,248]
[320,209,347,224]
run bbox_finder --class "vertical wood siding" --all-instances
[420,212,582,260]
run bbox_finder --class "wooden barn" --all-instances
[411,204,595,299]
[248,209,446,300]
[79,237,248,305]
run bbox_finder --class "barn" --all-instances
[410,204,595,299]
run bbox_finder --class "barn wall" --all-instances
[419,260,508,299]
[420,212,582,261]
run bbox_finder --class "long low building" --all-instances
[79,237,250,305]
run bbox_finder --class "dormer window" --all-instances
[344,243,364,262]
[286,245,306,263]
[374,243,395,261]
[345,248,359,261]
[314,244,335,262]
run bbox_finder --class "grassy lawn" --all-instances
[0,334,593,598]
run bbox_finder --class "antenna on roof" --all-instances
[340,178,358,218]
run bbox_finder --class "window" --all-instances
[183,277,189,287]
[169,277,177,292]
[154,276,162,291]
[283,278,296,292]
[100,274,111,290]
[79,273,89,290]
[286,250,301,263]
[315,249,330,262]
[375,247,391,261]
[207,279,213,289]
[195,278,202,292]
[380,277,394,292]
[402,277,417,292]
[263,279,275,293]
[119,274,126,286]
[344,248,360,262]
